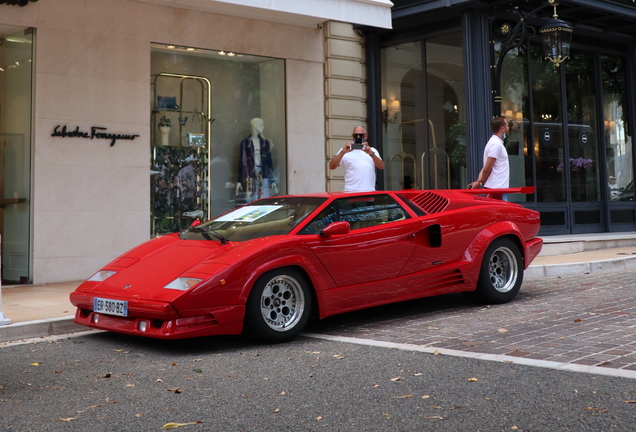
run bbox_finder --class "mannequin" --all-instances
[158,116,171,146]
[237,118,277,202]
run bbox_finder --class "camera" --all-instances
[352,136,364,150]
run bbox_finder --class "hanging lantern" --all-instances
[540,0,573,66]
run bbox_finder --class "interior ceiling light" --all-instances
[186,47,195,51]
[218,51,226,55]
[166,45,176,49]
[227,52,235,57]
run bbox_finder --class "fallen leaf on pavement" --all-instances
[391,395,412,398]
[428,326,439,330]
[30,363,40,366]
[498,329,508,333]
[316,416,323,421]
[167,388,182,394]
[333,355,344,360]
[422,395,430,399]
[422,415,443,420]
[468,377,479,382]
[59,417,77,421]
[273,408,280,413]
[583,407,607,412]
[162,421,203,429]
[390,377,401,381]
[433,350,441,355]
[574,319,582,322]
[623,400,636,403]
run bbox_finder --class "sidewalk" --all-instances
[1,233,635,343]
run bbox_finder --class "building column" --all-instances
[324,21,367,191]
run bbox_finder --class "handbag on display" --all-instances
[187,133,206,147]
[157,95,179,110]
[187,111,206,147]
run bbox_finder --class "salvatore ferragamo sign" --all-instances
[51,125,140,147]
[1,0,38,6]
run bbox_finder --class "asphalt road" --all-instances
[2,330,636,431]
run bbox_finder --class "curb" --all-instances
[0,316,85,344]
[526,254,636,279]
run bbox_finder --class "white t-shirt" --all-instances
[338,147,381,192]
[483,135,509,189]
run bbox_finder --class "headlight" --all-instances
[164,277,203,291]
[88,270,117,282]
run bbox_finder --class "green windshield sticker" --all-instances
[215,205,282,222]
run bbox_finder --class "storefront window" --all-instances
[150,45,286,236]
[380,31,465,191]
[497,43,532,203]
[529,41,566,204]
[602,55,634,204]
[0,27,33,284]
[566,51,601,204]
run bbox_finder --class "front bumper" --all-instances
[71,293,244,339]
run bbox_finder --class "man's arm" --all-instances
[469,157,496,189]
[329,143,352,170]
[364,145,384,169]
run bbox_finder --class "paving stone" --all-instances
[307,269,636,371]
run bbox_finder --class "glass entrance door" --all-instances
[518,42,634,234]
[380,31,465,191]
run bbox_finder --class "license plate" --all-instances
[93,297,128,317]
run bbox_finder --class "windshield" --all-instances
[180,197,328,242]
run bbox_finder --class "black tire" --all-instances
[244,268,312,343]
[475,237,523,304]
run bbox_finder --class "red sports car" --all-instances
[70,188,542,343]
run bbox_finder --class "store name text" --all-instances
[51,125,140,147]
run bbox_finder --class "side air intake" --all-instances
[410,192,449,214]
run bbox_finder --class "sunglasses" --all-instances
[352,134,365,138]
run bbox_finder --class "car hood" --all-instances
[79,237,229,301]
[78,235,297,302]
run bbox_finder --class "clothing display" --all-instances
[238,134,275,202]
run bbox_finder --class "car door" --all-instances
[299,194,420,287]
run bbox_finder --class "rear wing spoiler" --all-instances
[460,186,536,195]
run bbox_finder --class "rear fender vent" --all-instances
[411,192,449,214]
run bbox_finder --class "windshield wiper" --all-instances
[188,226,213,241]
[209,228,229,245]
[188,226,229,244]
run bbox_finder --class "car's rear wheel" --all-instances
[475,237,523,304]
[244,268,312,343]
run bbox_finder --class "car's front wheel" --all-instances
[475,237,523,304]
[244,268,312,343]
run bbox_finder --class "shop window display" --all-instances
[150,45,286,236]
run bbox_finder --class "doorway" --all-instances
[500,41,634,234]
[380,31,466,192]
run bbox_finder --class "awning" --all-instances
[137,0,393,29]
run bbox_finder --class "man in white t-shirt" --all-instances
[329,125,384,192]
[469,116,510,200]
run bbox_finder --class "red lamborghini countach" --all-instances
[70,188,542,343]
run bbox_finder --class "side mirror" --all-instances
[319,221,350,237]
[190,219,202,228]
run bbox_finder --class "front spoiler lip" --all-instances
[71,292,245,339]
